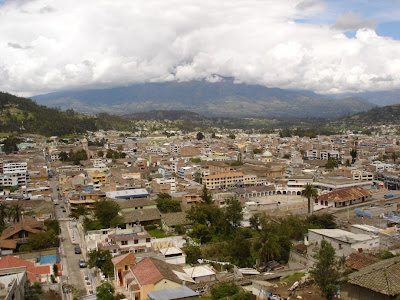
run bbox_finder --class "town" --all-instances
[1,122,400,300]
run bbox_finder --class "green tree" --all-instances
[24,281,43,300]
[254,227,281,266]
[59,151,68,162]
[211,283,240,300]
[44,219,60,235]
[182,243,202,265]
[189,223,212,244]
[302,183,318,214]
[96,282,115,300]
[24,231,59,250]
[325,157,338,169]
[155,197,181,213]
[8,203,24,223]
[310,240,340,300]
[392,152,398,164]
[201,184,212,205]
[350,148,357,164]
[88,249,114,278]
[224,198,243,228]
[228,133,236,139]
[70,205,88,219]
[196,132,204,140]
[2,137,20,154]
[93,199,123,228]
[0,202,9,228]
[53,263,59,277]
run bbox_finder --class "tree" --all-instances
[254,228,281,266]
[70,205,88,219]
[211,283,240,300]
[44,219,60,235]
[201,184,212,205]
[53,263,59,277]
[196,132,204,140]
[310,240,340,300]
[211,133,216,138]
[97,150,104,158]
[24,281,43,300]
[302,183,318,214]
[325,157,338,170]
[223,198,243,228]
[2,137,20,154]
[350,149,357,164]
[93,199,123,228]
[155,197,181,213]
[228,133,236,139]
[96,282,115,300]
[182,243,202,265]
[8,203,23,223]
[59,151,68,162]
[88,249,114,278]
[24,231,59,250]
[0,202,8,228]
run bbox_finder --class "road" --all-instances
[50,172,87,297]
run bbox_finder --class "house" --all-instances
[316,186,372,208]
[345,253,380,271]
[182,265,216,283]
[112,252,136,287]
[123,257,194,300]
[161,213,190,233]
[341,256,400,299]
[0,219,47,254]
[305,229,380,267]
[0,255,61,283]
[0,267,26,300]
[147,286,198,300]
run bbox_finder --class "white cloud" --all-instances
[0,0,399,96]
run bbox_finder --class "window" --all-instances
[339,243,342,249]
[146,238,151,243]
[134,239,138,244]
[121,241,128,245]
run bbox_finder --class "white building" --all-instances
[305,229,380,267]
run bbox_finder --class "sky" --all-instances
[0,0,399,96]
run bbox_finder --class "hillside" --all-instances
[0,92,134,136]
[125,110,208,122]
[331,104,400,128]
[32,80,376,119]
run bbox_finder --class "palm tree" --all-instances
[8,203,24,223]
[253,215,281,267]
[254,230,281,267]
[0,202,9,227]
[302,183,318,214]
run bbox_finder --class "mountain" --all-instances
[0,92,133,136]
[332,104,400,127]
[320,89,400,107]
[125,110,208,122]
[32,80,376,119]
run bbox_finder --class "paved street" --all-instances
[50,173,87,297]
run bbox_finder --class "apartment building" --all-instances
[0,161,29,186]
[203,172,244,189]
[152,177,176,194]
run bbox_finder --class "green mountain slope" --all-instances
[0,92,134,136]
[331,104,400,128]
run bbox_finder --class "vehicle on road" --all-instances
[384,194,395,199]
[79,259,86,268]
[74,246,81,254]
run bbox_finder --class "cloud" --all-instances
[0,0,399,96]
[332,11,377,31]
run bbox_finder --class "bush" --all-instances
[211,283,240,300]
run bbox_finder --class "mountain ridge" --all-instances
[32,80,376,119]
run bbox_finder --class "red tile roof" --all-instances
[130,258,163,285]
[0,255,34,269]
[346,253,380,270]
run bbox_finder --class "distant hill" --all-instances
[32,80,376,119]
[321,89,400,107]
[0,92,133,136]
[332,104,400,127]
[125,110,208,121]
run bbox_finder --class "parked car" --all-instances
[384,194,395,199]
[74,246,81,254]
[79,259,86,268]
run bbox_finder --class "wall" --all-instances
[340,283,394,300]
